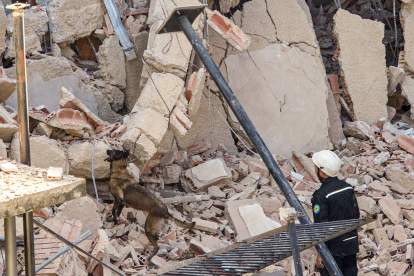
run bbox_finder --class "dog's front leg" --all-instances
[116,202,125,220]
[112,199,122,224]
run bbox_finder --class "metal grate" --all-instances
[158,218,370,275]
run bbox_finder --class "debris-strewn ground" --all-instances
[0,0,414,275]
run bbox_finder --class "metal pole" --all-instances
[288,220,303,276]
[4,217,17,276]
[7,2,35,276]
[176,15,342,276]
[36,230,91,272]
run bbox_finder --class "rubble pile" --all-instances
[2,0,414,275]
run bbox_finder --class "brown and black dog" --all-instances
[105,149,195,262]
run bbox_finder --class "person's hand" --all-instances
[316,255,324,269]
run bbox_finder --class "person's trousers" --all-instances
[320,254,358,276]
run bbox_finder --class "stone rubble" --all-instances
[2,0,414,275]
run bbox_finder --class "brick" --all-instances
[206,9,250,51]
[397,135,414,154]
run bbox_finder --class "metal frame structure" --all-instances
[156,5,344,276]
[5,2,35,276]
[158,218,371,275]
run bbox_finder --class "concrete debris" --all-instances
[0,68,16,103]
[133,72,184,116]
[333,9,388,124]
[48,0,105,43]
[97,35,127,89]
[5,28,42,59]
[401,1,414,74]
[4,0,414,275]
[239,203,281,237]
[182,159,232,192]
[143,21,193,79]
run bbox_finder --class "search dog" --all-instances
[105,149,195,262]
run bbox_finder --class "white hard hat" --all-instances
[312,150,341,177]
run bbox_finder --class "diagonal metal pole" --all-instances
[6,2,35,276]
[175,14,343,276]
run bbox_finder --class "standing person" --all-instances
[311,150,360,276]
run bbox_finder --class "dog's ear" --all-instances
[123,150,130,158]
[107,149,112,156]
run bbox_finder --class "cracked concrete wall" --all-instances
[333,9,388,124]
[207,0,340,157]
[401,1,414,74]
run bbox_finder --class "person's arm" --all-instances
[312,195,329,223]
[312,195,329,269]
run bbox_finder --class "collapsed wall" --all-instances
[333,9,388,125]
[207,0,343,157]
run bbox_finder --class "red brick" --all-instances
[397,135,414,154]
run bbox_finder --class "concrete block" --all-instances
[48,0,104,43]
[225,198,259,242]
[97,35,126,89]
[239,203,281,237]
[225,44,331,158]
[125,108,168,144]
[333,9,388,124]
[67,141,110,180]
[378,196,402,225]
[182,159,232,192]
[134,72,184,116]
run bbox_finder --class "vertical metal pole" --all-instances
[176,15,343,276]
[7,2,35,276]
[4,217,17,276]
[288,220,303,276]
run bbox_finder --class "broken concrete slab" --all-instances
[225,198,259,242]
[357,196,380,215]
[333,9,388,124]
[6,6,49,36]
[378,196,402,224]
[0,2,6,55]
[147,0,200,26]
[388,66,405,95]
[267,0,318,48]
[57,196,102,240]
[5,28,42,58]
[386,166,414,190]
[401,75,414,120]
[0,139,6,158]
[143,20,192,79]
[0,69,16,103]
[239,203,281,237]
[10,135,67,171]
[0,124,17,142]
[124,107,168,144]
[67,141,110,180]
[124,32,149,112]
[397,135,414,154]
[133,72,184,116]
[97,35,127,89]
[225,44,331,158]
[182,158,232,192]
[401,1,414,74]
[206,9,251,52]
[48,0,105,43]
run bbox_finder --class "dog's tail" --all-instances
[169,214,195,229]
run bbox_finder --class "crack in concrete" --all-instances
[264,0,277,38]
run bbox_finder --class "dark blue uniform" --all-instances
[312,177,360,276]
